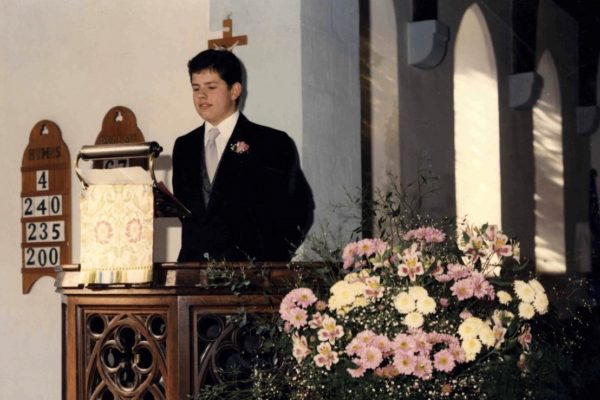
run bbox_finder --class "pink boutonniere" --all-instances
[230,141,250,154]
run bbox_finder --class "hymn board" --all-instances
[93,106,147,169]
[21,107,146,294]
[21,121,72,293]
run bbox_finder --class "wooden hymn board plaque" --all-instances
[94,106,146,169]
[21,120,72,294]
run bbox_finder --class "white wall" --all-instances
[0,1,210,397]
[301,0,362,247]
[0,1,360,397]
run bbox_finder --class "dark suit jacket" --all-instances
[172,113,314,262]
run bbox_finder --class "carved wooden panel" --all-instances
[192,311,276,393]
[81,310,168,399]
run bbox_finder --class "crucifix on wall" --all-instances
[208,17,248,50]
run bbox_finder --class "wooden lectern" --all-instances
[56,261,313,399]
[58,141,317,399]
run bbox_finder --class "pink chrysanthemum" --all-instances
[470,272,496,300]
[345,337,366,357]
[355,330,376,346]
[356,239,377,257]
[342,242,359,269]
[403,227,446,243]
[372,334,393,355]
[449,342,466,363]
[358,346,383,369]
[433,349,456,373]
[413,355,433,380]
[393,333,416,354]
[347,360,366,378]
[393,352,417,375]
[289,288,318,308]
[451,278,475,300]
[412,331,433,355]
[374,364,400,379]
[435,273,453,283]
[446,263,471,280]
[287,307,308,329]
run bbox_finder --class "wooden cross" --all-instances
[208,18,248,50]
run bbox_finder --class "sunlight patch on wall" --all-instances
[533,51,566,274]
[454,4,501,228]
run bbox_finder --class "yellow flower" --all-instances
[329,281,357,309]
[408,286,428,300]
[479,325,496,347]
[458,317,483,339]
[497,290,512,305]
[393,292,416,314]
[416,296,436,315]
[359,269,371,278]
[344,273,359,283]
[403,312,424,329]
[353,296,369,308]
[514,281,536,303]
[528,279,546,295]
[533,292,549,314]
[462,338,482,361]
[518,302,535,320]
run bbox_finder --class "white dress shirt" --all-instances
[204,110,240,163]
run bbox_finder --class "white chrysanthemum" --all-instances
[408,286,428,300]
[344,272,359,283]
[462,338,482,361]
[458,317,483,339]
[518,302,535,320]
[497,290,512,305]
[394,292,416,314]
[350,282,367,296]
[528,279,546,295]
[329,281,356,310]
[327,295,342,311]
[533,292,549,315]
[479,325,496,347]
[514,281,536,303]
[403,312,424,329]
[416,296,436,315]
[353,295,369,308]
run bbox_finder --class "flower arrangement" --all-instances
[278,223,555,399]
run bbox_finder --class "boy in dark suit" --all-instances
[172,49,314,262]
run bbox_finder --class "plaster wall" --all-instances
[0,0,360,397]
[0,1,211,397]
[368,0,400,192]
[301,0,361,249]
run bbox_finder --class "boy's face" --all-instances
[191,69,241,126]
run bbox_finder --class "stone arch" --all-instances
[454,3,501,227]
[532,50,566,273]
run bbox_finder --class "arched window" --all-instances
[454,4,501,227]
[533,51,566,273]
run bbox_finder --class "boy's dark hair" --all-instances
[187,49,243,88]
